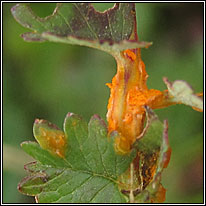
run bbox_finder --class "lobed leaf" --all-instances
[19,113,136,203]
[21,141,67,168]
[11,3,152,55]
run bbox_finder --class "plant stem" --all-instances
[129,162,134,203]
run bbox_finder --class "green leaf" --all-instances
[134,118,170,203]
[18,113,136,203]
[11,3,151,55]
[134,108,171,203]
[163,77,203,111]
[119,107,171,203]
[134,106,164,154]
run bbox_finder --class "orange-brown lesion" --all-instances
[107,48,202,154]
[150,184,166,203]
[107,49,175,154]
[192,92,203,112]
[39,128,66,158]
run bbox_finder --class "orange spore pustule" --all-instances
[123,49,137,61]
[39,128,66,158]
[107,48,171,153]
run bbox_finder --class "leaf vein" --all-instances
[57,10,74,33]
[23,169,66,190]
[53,175,93,203]
[74,126,93,171]
[107,12,114,41]
[95,133,109,176]
[121,5,124,40]
[90,181,112,202]
[41,154,61,168]
[73,3,98,39]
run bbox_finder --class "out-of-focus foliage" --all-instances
[3,3,203,203]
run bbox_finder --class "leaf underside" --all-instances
[163,78,203,111]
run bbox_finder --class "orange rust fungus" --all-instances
[107,46,202,154]
[192,92,203,112]
[192,106,203,112]
[39,128,66,158]
[163,147,172,169]
[114,135,131,154]
[151,184,166,203]
[107,48,177,154]
[123,49,136,61]
[196,92,203,97]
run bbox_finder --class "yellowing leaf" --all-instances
[33,119,67,158]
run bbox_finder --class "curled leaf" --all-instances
[163,77,203,112]
[118,107,171,203]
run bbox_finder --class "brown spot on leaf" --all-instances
[140,152,159,189]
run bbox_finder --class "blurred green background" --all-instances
[3,3,203,203]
